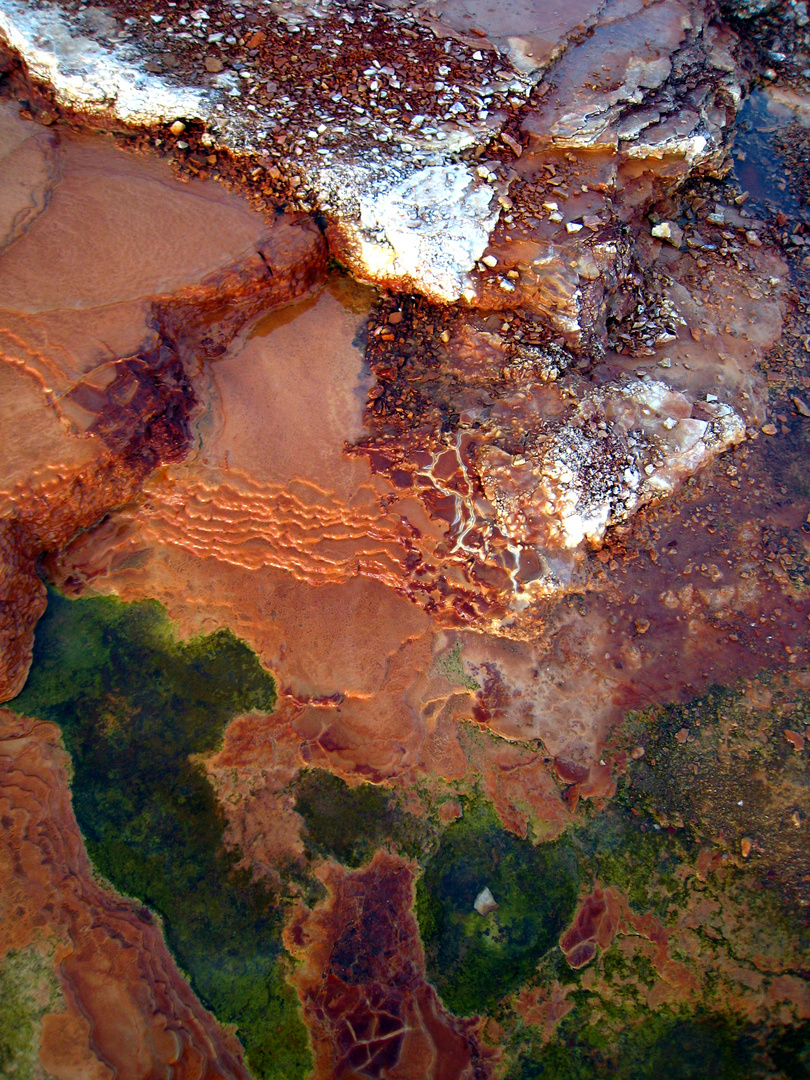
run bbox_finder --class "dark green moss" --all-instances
[769,1021,810,1080]
[415,802,578,1015]
[511,1011,772,1080]
[293,767,430,868]
[9,588,310,1080]
[572,794,694,921]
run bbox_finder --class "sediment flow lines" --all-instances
[138,467,429,591]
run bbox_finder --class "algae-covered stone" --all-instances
[416,802,578,1015]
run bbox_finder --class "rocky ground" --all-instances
[0,0,808,1077]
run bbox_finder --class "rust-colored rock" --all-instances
[0,108,327,702]
[0,709,250,1080]
[283,851,496,1080]
[559,887,624,969]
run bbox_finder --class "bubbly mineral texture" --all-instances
[0,0,809,1076]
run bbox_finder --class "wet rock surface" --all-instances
[0,0,809,1077]
[284,851,496,1080]
[0,102,325,700]
[0,709,252,1080]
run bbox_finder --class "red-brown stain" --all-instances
[284,851,497,1080]
[0,710,249,1080]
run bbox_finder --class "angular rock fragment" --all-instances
[652,220,685,247]
[474,886,499,915]
[320,157,499,302]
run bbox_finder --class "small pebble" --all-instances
[474,887,498,915]
[784,730,805,752]
[651,221,683,247]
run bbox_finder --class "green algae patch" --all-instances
[416,803,578,1016]
[0,946,62,1079]
[293,768,431,868]
[492,674,810,1080]
[510,1011,766,1080]
[573,791,697,922]
[617,675,810,914]
[433,643,480,692]
[9,588,311,1080]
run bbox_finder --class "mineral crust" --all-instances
[0,0,808,1076]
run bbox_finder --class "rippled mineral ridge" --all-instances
[0,0,809,1077]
